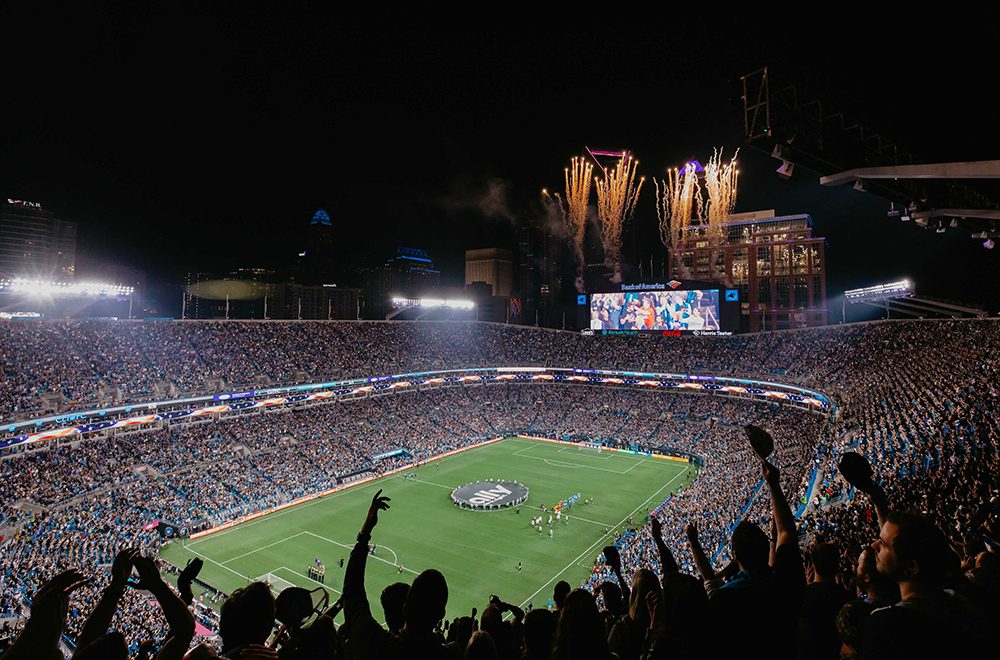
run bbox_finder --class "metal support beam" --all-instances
[907,296,989,317]
[821,161,1000,186]
[911,209,1000,222]
[860,301,922,317]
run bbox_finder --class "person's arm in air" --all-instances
[685,522,716,581]
[651,516,679,579]
[761,460,796,549]
[130,556,195,660]
[342,490,394,659]
[863,481,891,530]
[5,570,90,660]
[604,546,631,604]
[73,548,139,656]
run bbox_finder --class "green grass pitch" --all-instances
[160,436,692,621]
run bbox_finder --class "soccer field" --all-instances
[160,436,692,621]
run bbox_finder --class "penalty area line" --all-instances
[513,469,686,614]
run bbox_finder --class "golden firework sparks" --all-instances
[560,157,594,275]
[655,161,701,250]
[703,148,739,245]
[596,155,644,282]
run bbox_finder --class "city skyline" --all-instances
[2,12,997,315]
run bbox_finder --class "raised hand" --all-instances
[685,521,698,541]
[361,489,391,536]
[129,555,165,591]
[761,459,780,485]
[110,548,140,588]
[26,569,89,641]
[177,557,203,605]
[650,515,662,538]
[645,590,664,631]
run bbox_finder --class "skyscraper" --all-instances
[358,247,440,319]
[465,248,512,298]
[0,199,76,280]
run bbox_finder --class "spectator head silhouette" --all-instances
[465,629,499,660]
[855,546,900,605]
[873,511,954,588]
[553,589,611,660]
[731,520,770,571]
[807,542,840,581]
[553,580,571,611]
[523,608,557,659]
[73,632,128,660]
[219,581,276,652]
[596,581,624,616]
[628,568,661,626]
[380,581,409,634]
[403,568,448,632]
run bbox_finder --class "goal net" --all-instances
[256,571,296,595]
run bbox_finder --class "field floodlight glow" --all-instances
[0,278,134,298]
[844,279,914,304]
[390,297,474,310]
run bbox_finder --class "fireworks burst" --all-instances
[549,157,594,288]
[596,155,644,283]
[702,148,739,245]
[654,161,702,250]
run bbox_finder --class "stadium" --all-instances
[3,14,999,660]
[0,318,997,658]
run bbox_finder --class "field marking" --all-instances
[186,437,513,548]
[537,457,634,475]
[186,479,384,548]
[221,531,307,565]
[514,468,687,612]
[407,477,454,490]
[185,545,256,583]
[275,566,342,594]
[622,458,647,474]
[302,531,420,576]
[556,446,613,461]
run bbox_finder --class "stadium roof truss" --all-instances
[741,67,1000,242]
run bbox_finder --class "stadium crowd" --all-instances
[0,318,997,658]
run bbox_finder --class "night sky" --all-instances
[3,9,997,314]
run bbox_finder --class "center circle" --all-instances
[451,480,528,510]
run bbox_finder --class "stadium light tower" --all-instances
[842,279,987,321]
[0,278,136,319]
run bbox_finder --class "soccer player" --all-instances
[517,561,522,572]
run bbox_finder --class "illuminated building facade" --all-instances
[669,211,827,331]
[0,199,76,280]
[465,248,512,297]
[358,247,441,319]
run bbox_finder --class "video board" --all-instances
[590,289,726,334]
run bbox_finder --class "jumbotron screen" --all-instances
[590,289,721,333]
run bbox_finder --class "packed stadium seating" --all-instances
[0,318,997,658]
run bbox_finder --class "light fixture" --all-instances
[949,218,959,228]
[853,180,868,192]
[887,202,900,218]
[985,239,995,250]
[776,161,795,180]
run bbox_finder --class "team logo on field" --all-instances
[451,480,529,510]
